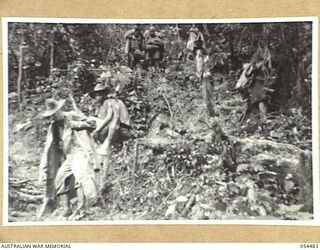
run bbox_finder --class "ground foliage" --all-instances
[7,22,313,222]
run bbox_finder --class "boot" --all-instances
[59,194,72,217]
[76,187,87,218]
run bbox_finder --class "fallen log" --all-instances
[136,137,187,148]
[223,99,243,107]
[232,136,311,156]
[19,188,42,196]
[219,105,243,113]
[10,188,42,202]
[9,178,36,187]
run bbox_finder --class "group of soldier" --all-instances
[124,24,206,72]
[124,25,164,72]
[38,81,131,218]
[38,24,269,219]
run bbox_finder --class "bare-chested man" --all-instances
[89,84,132,160]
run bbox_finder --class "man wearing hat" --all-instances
[38,98,99,218]
[89,83,132,164]
[144,26,165,72]
[124,25,145,69]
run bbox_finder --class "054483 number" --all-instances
[300,244,319,248]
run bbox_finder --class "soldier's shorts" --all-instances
[145,49,161,61]
[54,156,74,195]
[98,124,132,145]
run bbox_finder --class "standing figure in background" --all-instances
[144,26,165,72]
[186,25,206,61]
[235,62,269,124]
[235,47,274,125]
[124,25,145,70]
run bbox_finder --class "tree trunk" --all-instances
[17,45,27,111]
[49,29,55,79]
[228,34,235,73]
[202,77,214,117]
[201,55,215,117]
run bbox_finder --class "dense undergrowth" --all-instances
[8,57,313,222]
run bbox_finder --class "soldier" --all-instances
[89,84,132,173]
[186,25,205,61]
[235,61,268,124]
[144,26,165,72]
[124,25,145,70]
[38,98,99,218]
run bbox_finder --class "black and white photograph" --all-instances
[3,18,318,224]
